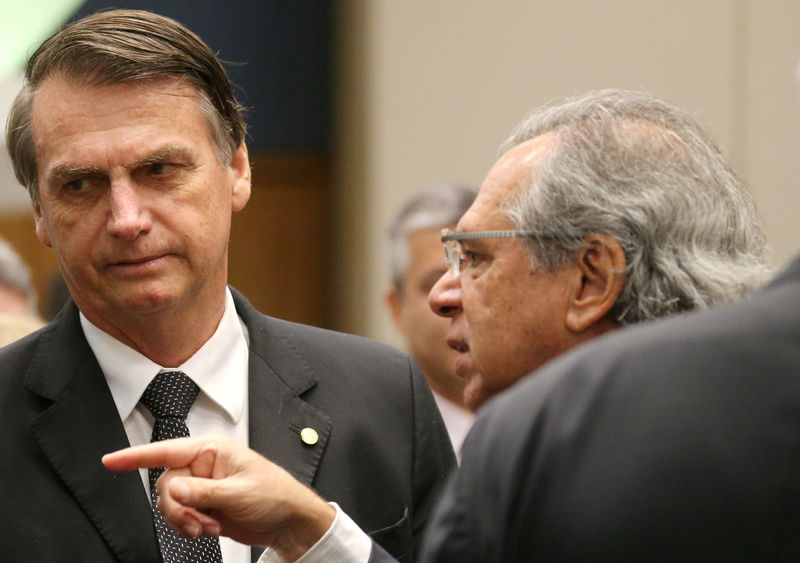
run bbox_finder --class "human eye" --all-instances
[136,160,182,186]
[461,250,483,272]
[61,175,104,197]
[147,162,176,176]
[64,177,88,192]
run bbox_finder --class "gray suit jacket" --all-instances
[419,254,800,561]
[0,287,454,562]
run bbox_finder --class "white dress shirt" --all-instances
[81,288,252,563]
[432,391,475,464]
[257,503,372,563]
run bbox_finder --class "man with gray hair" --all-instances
[429,88,772,409]
[385,184,477,455]
[419,90,799,560]
[103,88,774,562]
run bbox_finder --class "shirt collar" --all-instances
[80,288,247,425]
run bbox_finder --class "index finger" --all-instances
[102,436,204,471]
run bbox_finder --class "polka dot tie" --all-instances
[140,371,223,563]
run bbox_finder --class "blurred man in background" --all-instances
[0,236,44,345]
[0,236,37,317]
[385,184,477,457]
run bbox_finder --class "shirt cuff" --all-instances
[257,502,372,563]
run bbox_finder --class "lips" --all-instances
[105,253,171,275]
[447,337,469,353]
[112,255,163,266]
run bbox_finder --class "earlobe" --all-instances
[32,204,53,248]
[565,234,626,333]
[385,288,407,334]
[230,143,252,211]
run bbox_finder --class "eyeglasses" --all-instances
[441,228,561,278]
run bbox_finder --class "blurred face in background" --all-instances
[0,285,32,317]
[387,227,467,408]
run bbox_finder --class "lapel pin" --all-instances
[300,427,319,446]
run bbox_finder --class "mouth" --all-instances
[446,335,473,379]
[106,253,170,274]
[447,338,469,354]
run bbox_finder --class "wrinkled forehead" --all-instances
[458,133,555,231]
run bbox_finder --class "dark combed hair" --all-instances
[6,9,247,203]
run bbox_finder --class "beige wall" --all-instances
[334,0,800,347]
[2,2,798,343]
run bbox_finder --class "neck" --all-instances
[426,376,470,411]
[79,291,228,367]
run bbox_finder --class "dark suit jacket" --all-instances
[419,255,800,562]
[0,287,454,562]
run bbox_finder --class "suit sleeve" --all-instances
[368,541,400,563]
[416,423,494,563]
[417,369,556,563]
[409,359,457,560]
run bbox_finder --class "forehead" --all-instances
[31,75,207,158]
[458,133,554,231]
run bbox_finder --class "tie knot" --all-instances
[141,371,199,421]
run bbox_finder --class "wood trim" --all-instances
[0,152,330,326]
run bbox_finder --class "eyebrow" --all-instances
[47,145,194,180]
[49,163,103,181]
[132,145,193,169]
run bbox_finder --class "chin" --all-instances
[117,289,178,313]
[462,381,488,412]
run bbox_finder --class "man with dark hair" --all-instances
[0,9,453,562]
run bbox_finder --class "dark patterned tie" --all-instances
[140,371,223,563]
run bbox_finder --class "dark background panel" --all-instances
[72,0,332,151]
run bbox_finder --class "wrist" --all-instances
[270,497,336,562]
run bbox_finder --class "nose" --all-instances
[106,181,152,240]
[429,270,462,318]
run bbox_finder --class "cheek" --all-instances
[461,282,503,334]
[39,214,82,255]
[192,187,232,237]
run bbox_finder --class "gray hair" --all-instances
[499,89,772,325]
[0,238,36,310]
[6,9,247,204]
[388,184,477,290]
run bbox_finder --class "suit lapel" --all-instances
[247,348,332,487]
[233,289,333,563]
[26,303,160,563]
[233,289,332,487]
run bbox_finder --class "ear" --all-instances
[229,142,252,212]
[565,233,626,333]
[32,202,52,248]
[385,287,407,334]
